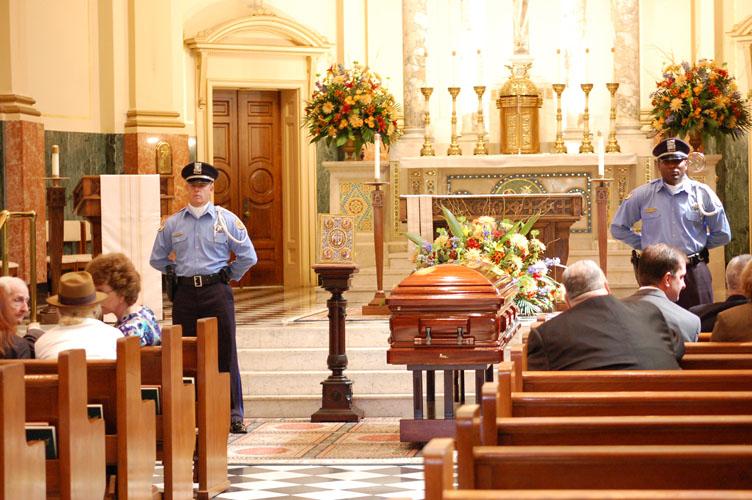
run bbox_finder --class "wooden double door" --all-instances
[212,90,283,286]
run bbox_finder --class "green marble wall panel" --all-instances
[713,135,749,262]
[316,140,338,213]
[44,131,124,219]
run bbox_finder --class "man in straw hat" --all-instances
[35,271,123,360]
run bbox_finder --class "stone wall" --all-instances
[43,131,124,219]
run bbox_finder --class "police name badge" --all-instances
[317,214,355,263]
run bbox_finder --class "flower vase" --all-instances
[340,138,363,161]
[688,130,704,153]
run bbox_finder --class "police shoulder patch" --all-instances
[235,219,246,231]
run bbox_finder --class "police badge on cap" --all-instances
[652,137,690,162]
[181,162,219,183]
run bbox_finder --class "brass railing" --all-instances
[0,209,37,322]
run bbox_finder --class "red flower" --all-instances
[449,250,458,260]
[466,238,480,249]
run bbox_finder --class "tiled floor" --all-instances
[216,464,425,499]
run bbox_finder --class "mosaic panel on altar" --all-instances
[339,181,374,231]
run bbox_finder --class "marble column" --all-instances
[0,95,46,284]
[401,0,429,136]
[613,0,641,131]
[124,0,188,175]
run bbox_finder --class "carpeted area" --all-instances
[227,418,423,464]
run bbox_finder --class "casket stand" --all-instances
[387,264,518,442]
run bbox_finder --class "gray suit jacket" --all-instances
[712,302,752,342]
[623,287,701,342]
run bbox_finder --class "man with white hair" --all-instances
[0,276,31,325]
[527,260,684,371]
[690,254,752,332]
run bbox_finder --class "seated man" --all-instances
[528,260,683,371]
[35,271,123,360]
[623,243,701,342]
[712,259,752,342]
[690,254,751,332]
[0,276,44,358]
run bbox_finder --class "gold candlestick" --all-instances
[552,83,567,153]
[579,83,594,153]
[420,87,435,156]
[447,87,462,156]
[473,86,488,155]
[605,82,621,152]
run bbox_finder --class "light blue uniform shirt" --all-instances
[150,203,257,281]
[610,177,731,254]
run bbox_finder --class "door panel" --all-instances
[238,91,283,286]
[212,89,283,287]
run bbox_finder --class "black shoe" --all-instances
[230,421,247,434]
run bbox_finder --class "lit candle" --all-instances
[451,50,458,86]
[374,133,381,181]
[597,132,605,177]
[51,145,60,177]
[476,48,484,83]
[610,47,616,83]
[556,48,562,82]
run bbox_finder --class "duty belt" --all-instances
[686,248,710,267]
[176,273,223,288]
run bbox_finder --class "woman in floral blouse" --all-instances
[86,253,161,346]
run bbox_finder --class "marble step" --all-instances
[237,346,396,372]
[244,392,479,418]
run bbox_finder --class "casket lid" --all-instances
[389,264,509,307]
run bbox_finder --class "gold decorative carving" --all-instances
[410,170,423,194]
[496,63,542,154]
[155,141,173,174]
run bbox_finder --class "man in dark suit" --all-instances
[690,254,751,332]
[527,260,684,371]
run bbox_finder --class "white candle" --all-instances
[556,48,562,82]
[597,133,605,177]
[51,145,60,177]
[451,50,458,86]
[476,48,483,83]
[610,47,616,83]
[374,133,381,181]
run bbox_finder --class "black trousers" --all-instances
[172,282,244,422]
[678,261,713,310]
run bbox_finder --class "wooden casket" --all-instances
[387,264,519,366]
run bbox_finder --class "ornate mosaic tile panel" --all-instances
[339,181,374,231]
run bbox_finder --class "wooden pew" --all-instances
[16,336,156,499]
[25,350,107,499]
[680,354,752,369]
[425,438,752,500]
[457,404,752,450]
[1,362,46,499]
[685,342,752,354]
[180,317,231,500]
[699,332,712,341]
[140,325,196,500]
[500,360,752,393]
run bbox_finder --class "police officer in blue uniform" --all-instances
[150,162,257,433]
[610,138,731,309]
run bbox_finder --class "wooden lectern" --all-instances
[73,175,174,256]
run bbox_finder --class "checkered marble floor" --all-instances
[216,464,425,500]
[153,463,426,500]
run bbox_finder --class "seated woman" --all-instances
[0,276,32,359]
[712,259,752,342]
[86,253,161,346]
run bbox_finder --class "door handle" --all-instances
[242,198,250,219]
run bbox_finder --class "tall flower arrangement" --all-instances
[650,60,751,142]
[304,63,401,153]
[406,207,564,315]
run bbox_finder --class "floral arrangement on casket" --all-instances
[406,207,565,315]
[649,59,751,146]
[303,62,401,155]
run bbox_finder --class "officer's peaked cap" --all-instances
[181,161,218,183]
[652,137,690,162]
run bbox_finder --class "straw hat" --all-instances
[46,271,107,308]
